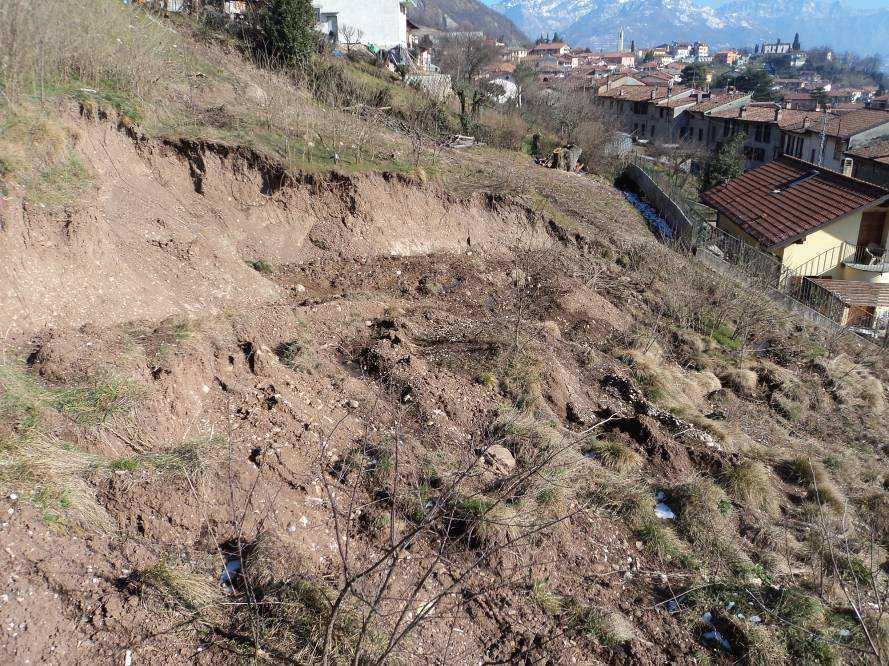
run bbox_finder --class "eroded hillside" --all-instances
[1,5,888,666]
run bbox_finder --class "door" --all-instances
[858,211,885,248]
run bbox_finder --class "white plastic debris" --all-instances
[655,502,676,520]
[749,615,762,623]
[703,630,731,651]
[220,559,241,592]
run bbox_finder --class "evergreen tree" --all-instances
[552,32,561,43]
[792,33,801,51]
[630,39,635,53]
[703,132,746,191]
[254,0,316,69]
[681,62,709,86]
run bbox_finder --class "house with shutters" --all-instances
[702,156,889,329]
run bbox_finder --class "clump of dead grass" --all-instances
[565,602,635,646]
[721,460,781,517]
[583,438,641,473]
[719,367,759,397]
[132,560,224,622]
[789,457,845,513]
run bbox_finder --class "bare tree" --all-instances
[339,24,364,53]
[437,36,500,132]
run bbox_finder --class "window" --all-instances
[723,123,730,137]
[810,148,816,162]
[632,101,647,115]
[650,125,655,138]
[641,123,646,134]
[698,128,703,142]
[762,125,771,142]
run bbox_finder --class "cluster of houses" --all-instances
[593,79,889,176]
[505,32,720,82]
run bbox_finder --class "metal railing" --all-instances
[620,158,888,345]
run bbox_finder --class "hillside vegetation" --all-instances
[1,2,888,665]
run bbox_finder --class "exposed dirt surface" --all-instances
[1,113,887,666]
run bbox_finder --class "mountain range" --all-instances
[489,0,889,57]
[407,0,528,45]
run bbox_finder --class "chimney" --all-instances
[803,118,811,130]
[696,91,703,103]
[774,107,782,122]
[650,89,656,100]
[842,157,854,177]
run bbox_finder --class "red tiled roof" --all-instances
[532,42,567,51]
[709,104,784,122]
[781,108,889,138]
[657,92,701,108]
[688,92,751,113]
[782,92,813,100]
[810,280,889,308]
[701,155,889,248]
[598,84,679,101]
[846,139,889,165]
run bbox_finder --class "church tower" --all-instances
[618,27,625,52]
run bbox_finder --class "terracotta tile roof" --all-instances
[709,104,784,122]
[782,92,813,100]
[657,92,700,108]
[598,85,676,101]
[810,280,889,308]
[781,108,889,138]
[688,92,750,113]
[532,42,567,51]
[701,155,889,248]
[846,139,889,165]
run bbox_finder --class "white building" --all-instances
[313,1,408,49]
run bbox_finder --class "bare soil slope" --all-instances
[1,113,887,666]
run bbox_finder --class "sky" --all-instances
[478,0,887,10]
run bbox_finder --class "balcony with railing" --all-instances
[841,243,889,274]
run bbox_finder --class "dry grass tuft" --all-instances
[727,617,788,665]
[721,460,781,517]
[719,367,759,396]
[584,438,641,473]
[531,579,563,615]
[789,457,845,513]
[566,603,635,646]
[133,561,223,622]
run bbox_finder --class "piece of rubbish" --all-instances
[702,611,713,624]
[655,490,666,501]
[703,630,731,651]
[655,502,676,520]
[749,615,762,623]
[220,559,241,591]
[667,599,680,613]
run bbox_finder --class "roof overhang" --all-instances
[766,192,889,250]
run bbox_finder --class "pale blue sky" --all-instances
[478,0,887,10]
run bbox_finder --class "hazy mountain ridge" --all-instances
[408,0,530,45]
[492,0,889,56]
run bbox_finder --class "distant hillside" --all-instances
[408,0,529,46]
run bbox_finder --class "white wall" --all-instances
[314,1,407,49]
